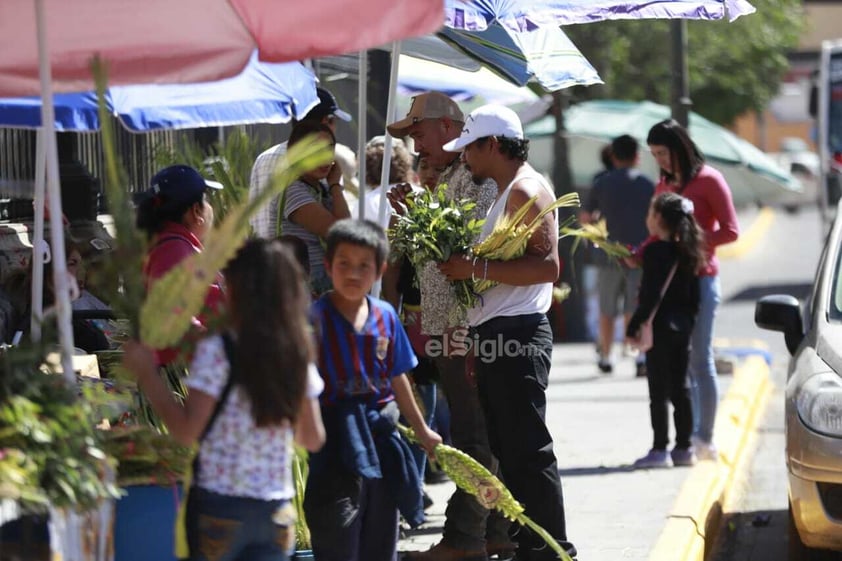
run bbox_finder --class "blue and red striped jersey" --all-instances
[311,294,418,406]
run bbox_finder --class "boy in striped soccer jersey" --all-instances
[305,219,441,561]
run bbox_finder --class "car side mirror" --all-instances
[755,295,804,355]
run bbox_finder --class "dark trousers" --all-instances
[434,352,511,550]
[185,487,291,561]
[473,314,576,561]
[304,469,398,561]
[645,327,693,450]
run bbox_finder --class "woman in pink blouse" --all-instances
[646,119,739,462]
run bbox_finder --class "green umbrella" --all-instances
[525,99,802,206]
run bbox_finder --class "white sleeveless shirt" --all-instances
[468,170,557,327]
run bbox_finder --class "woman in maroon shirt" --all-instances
[646,119,739,462]
[135,164,225,365]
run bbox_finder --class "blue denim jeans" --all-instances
[689,275,721,443]
[185,487,292,561]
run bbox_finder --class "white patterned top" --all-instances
[187,335,323,500]
[418,160,497,335]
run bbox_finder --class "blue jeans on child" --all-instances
[185,487,292,561]
[689,275,721,443]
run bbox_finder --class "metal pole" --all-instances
[357,51,368,219]
[35,0,76,382]
[670,19,691,129]
[31,129,46,341]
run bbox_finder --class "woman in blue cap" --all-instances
[135,164,224,365]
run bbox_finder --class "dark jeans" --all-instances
[433,352,511,550]
[304,468,398,561]
[646,327,693,450]
[409,380,437,482]
[185,487,292,561]
[473,314,576,561]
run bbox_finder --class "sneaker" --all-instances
[633,448,670,469]
[635,362,647,378]
[692,436,719,461]
[670,447,697,467]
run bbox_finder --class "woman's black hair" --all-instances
[651,192,706,274]
[288,121,336,148]
[646,119,705,190]
[135,191,203,238]
[224,238,313,426]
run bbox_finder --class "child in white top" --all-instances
[123,238,325,561]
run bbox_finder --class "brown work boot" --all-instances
[486,539,517,560]
[403,541,489,561]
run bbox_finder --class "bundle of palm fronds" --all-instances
[291,447,311,550]
[389,185,484,314]
[560,218,632,261]
[399,425,573,561]
[471,192,580,294]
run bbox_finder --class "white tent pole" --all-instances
[30,129,46,341]
[371,41,401,298]
[357,50,368,219]
[376,41,402,228]
[35,0,75,382]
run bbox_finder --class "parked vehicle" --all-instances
[755,202,842,559]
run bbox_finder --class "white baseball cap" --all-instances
[442,104,524,152]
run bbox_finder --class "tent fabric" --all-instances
[0,54,319,132]
[0,0,444,97]
[444,0,754,29]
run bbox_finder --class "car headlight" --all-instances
[796,372,842,437]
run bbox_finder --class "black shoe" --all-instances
[425,468,450,485]
[598,359,613,374]
[635,363,647,378]
[422,491,434,510]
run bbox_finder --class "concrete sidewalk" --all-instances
[399,342,769,561]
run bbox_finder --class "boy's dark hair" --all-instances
[325,219,389,271]
[646,119,705,190]
[223,238,313,426]
[651,192,706,274]
[289,120,336,148]
[611,134,638,163]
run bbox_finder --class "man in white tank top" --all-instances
[439,105,578,561]
[388,92,512,561]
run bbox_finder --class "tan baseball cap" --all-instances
[386,92,464,138]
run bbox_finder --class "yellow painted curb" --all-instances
[718,207,775,260]
[648,355,771,561]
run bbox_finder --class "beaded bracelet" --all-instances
[483,258,489,281]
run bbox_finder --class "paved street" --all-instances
[711,204,825,561]
[401,205,825,561]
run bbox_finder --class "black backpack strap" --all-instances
[192,333,237,485]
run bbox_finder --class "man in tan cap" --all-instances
[388,92,512,561]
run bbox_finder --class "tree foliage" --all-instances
[564,0,805,125]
